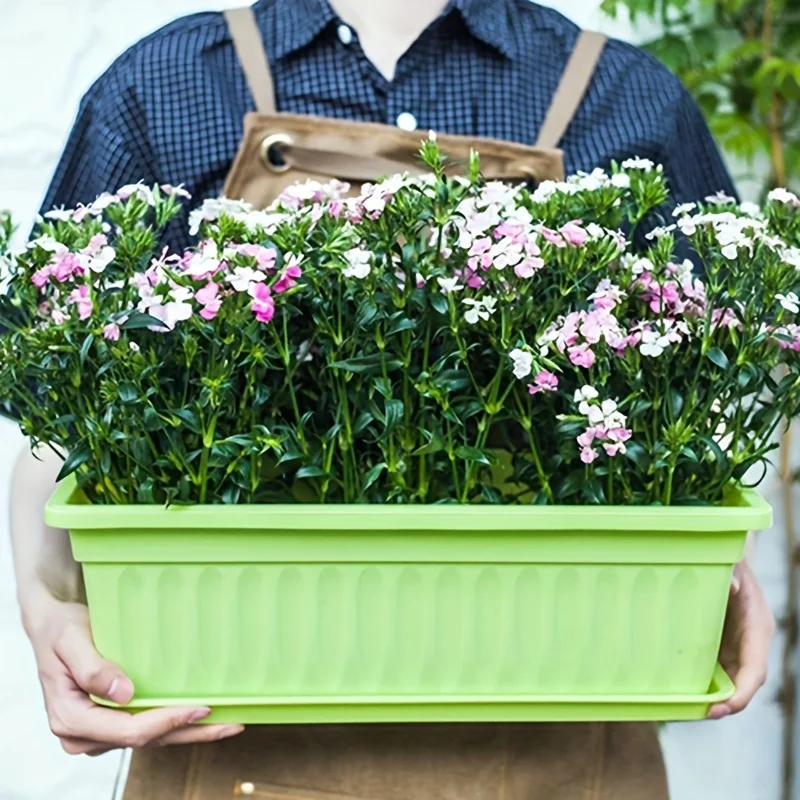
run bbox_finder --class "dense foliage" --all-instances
[2,141,800,506]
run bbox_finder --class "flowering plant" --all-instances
[2,142,800,506]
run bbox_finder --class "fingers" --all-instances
[709,660,768,719]
[154,724,245,746]
[53,622,134,704]
[56,723,244,755]
[75,704,213,748]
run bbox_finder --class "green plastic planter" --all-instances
[46,478,772,724]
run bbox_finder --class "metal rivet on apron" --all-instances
[260,133,293,173]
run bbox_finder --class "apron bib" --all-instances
[124,8,669,799]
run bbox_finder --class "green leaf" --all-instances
[329,354,402,374]
[119,382,138,404]
[413,433,445,456]
[121,311,167,330]
[706,348,729,370]
[79,334,94,366]
[698,435,730,470]
[137,478,156,504]
[56,444,92,482]
[556,470,585,500]
[384,399,404,433]
[430,293,448,315]
[668,387,684,419]
[296,465,329,479]
[173,409,202,434]
[387,317,416,336]
[353,411,374,434]
[625,441,650,471]
[361,462,387,493]
[455,445,490,465]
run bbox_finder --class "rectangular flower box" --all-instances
[47,478,772,723]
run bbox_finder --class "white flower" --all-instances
[623,255,654,276]
[27,235,63,252]
[640,329,671,357]
[188,198,254,236]
[610,173,631,189]
[118,183,156,206]
[184,240,222,278]
[462,296,498,324]
[782,247,800,269]
[428,130,438,141]
[705,191,737,206]
[673,259,694,282]
[573,386,599,403]
[44,208,74,222]
[777,292,800,314]
[437,277,463,294]
[672,202,697,217]
[91,193,121,213]
[509,348,534,380]
[739,201,761,217]
[129,342,140,353]
[85,246,116,274]
[343,247,372,279]
[621,157,654,171]
[228,266,266,292]
[582,404,605,425]
[586,223,605,240]
[645,225,676,241]
[768,187,800,206]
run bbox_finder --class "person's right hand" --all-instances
[24,589,244,756]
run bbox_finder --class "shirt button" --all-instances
[337,24,353,45]
[396,112,418,132]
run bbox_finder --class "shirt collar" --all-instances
[258,0,337,61]
[259,0,518,62]
[449,0,518,59]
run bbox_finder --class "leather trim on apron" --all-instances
[220,7,606,208]
[122,8,670,800]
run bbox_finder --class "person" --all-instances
[12,0,775,798]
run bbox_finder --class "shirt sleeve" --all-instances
[39,62,158,218]
[660,85,738,206]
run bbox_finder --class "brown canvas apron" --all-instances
[124,8,670,799]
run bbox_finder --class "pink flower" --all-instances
[53,253,83,282]
[103,323,121,341]
[540,227,566,248]
[196,281,222,321]
[465,268,485,289]
[468,237,494,272]
[568,343,596,368]
[237,244,278,272]
[83,234,108,256]
[603,442,627,457]
[32,266,53,288]
[250,282,275,324]
[273,264,302,294]
[576,428,597,449]
[493,222,527,245]
[514,256,544,279]
[561,220,588,247]
[67,285,93,320]
[416,273,427,289]
[329,200,344,218]
[528,369,559,395]
[581,447,598,464]
[607,427,632,443]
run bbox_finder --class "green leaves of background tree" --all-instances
[601,0,800,190]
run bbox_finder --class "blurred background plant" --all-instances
[601,0,799,193]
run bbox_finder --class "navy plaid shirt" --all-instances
[41,0,736,251]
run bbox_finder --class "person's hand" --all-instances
[24,588,244,755]
[708,560,775,719]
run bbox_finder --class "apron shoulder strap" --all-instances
[225,6,277,114]
[535,30,607,150]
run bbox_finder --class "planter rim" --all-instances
[47,476,773,533]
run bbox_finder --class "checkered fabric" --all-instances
[41,0,736,250]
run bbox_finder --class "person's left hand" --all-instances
[708,559,776,719]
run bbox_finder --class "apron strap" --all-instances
[535,30,607,150]
[225,6,277,114]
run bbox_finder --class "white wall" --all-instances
[0,2,788,799]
